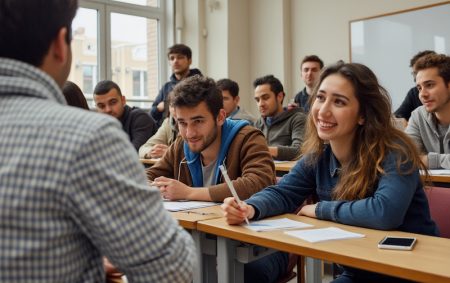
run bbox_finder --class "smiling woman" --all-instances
[222,62,438,283]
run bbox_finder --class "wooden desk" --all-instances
[170,205,223,283]
[140,158,159,166]
[427,174,450,184]
[274,160,297,173]
[197,214,450,283]
[171,205,223,229]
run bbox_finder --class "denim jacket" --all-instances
[247,145,438,236]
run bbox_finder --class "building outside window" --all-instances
[133,70,148,97]
[68,0,166,108]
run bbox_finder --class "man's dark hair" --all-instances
[216,79,239,98]
[301,55,324,69]
[167,44,192,59]
[410,50,436,68]
[94,80,123,96]
[414,54,450,85]
[253,75,285,103]
[0,0,78,67]
[171,75,223,119]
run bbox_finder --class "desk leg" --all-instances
[305,257,322,283]
[191,230,203,283]
[217,237,244,283]
[192,231,218,283]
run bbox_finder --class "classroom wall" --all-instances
[180,0,447,116]
[290,0,447,102]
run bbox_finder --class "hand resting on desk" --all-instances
[297,204,317,218]
[152,176,192,200]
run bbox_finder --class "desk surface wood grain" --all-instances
[197,214,450,282]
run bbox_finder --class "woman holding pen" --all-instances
[222,62,438,283]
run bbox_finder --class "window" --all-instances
[110,13,157,101]
[133,70,148,97]
[70,7,98,96]
[69,0,168,108]
[82,65,98,94]
[112,0,158,7]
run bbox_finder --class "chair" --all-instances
[425,186,450,238]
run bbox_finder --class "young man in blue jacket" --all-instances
[147,75,276,202]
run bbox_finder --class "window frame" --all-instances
[77,0,173,104]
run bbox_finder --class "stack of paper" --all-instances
[245,218,313,232]
[285,227,365,243]
[163,201,218,212]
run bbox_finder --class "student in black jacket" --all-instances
[94,80,156,150]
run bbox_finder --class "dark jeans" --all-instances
[332,266,417,283]
[244,251,289,283]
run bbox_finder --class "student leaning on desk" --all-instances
[147,75,276,202]
[223,62,439,283]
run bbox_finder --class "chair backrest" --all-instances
[425,186,450,238]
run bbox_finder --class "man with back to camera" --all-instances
[406,53,450,169]
[147,75,276,202]
[150,44,202,128]
[254,75,306,161]
[94,79,156,150]
[289,55,324,113]
[0,0,195,281]
[394,50,436,125]
[216,78,256,125]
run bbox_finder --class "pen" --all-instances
[179,211,216,215]
[219,165,250,225]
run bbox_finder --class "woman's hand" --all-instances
[221,197,255,225]
[297,204,317,218]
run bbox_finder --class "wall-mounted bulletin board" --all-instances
[350,2,450,110]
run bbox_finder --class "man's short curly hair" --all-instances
[414,54,450,85]
[171,75,223,119]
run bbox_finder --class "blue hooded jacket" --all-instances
[183,119,249,187]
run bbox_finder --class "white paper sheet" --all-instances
[420,169,450,176]
[285,227,365,243]
[274,160,293,164]
[244,218,313,232]
[163,201,218,212]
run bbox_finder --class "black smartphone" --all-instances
[378,236,417,250]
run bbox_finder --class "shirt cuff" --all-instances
[315,201,341,222]
[427,152,439,169]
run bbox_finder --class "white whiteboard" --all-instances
[350,2,450,110]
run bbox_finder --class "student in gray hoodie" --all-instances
[406,53,450,169]
[254,75,306,161]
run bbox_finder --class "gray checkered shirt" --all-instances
[0,58,195,282]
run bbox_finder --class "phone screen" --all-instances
[381,237,415,246]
